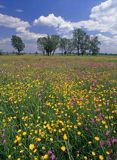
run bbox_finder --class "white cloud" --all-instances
[0,38,10,45]
[0,4,5,9]
[16,9,24,13]
[97,34,117,53]
[0,13,46,41]
[0,13,30,31]
[17,30,46,41]
[33,0,117,35]
[72,0,117,35]
[33,13,73,37]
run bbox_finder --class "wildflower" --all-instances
[29,144,35,150]
[84,156,88,160]
[35,137,41,142]
[22,132,27,136]
[92,151,96,156]
[106,151,110,155]
[99,155,104,160]
[8,155,11,159]
[42,154,49,160]
[61,146,66,152]
[95,136,100,141]
[77,131,81,136]
[63,134,68,140]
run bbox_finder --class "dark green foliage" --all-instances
[11,35,25,54]
[37,29,101,56]
[37,35,60,56]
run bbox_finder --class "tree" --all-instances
[51,35,60,55]
[0,49,3,55]
[59,38,74,55]
[37,35,60,56]
[11,35,25,54]
[89,36,101,55]
[80,34,90,55]
[59,38,68,55]
[37,37,46,55]
[73,29,87,55]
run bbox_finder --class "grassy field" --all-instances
[0,55,117,160]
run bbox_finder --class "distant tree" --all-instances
[59,38,68,54]
[73,29,87,55]
[37,35,59,56]
[11,35,25,54]
[37,37,46,55]
[59,38,74,55]
[89,36,101,55]
[80,34,90,55]
[51,35,60,55]
[0,49,3,55]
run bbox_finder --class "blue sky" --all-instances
[0,0,117,53]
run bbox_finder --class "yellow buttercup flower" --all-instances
[95,136,100,141]
[61,146,66,152]
[29,144,35,150]
[99,155,104,160]
[63,134,68,140]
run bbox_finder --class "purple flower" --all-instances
[50,154,56,160]
[97,113,104,121]
[100,140,105,147]
[94,108,100,113]
[106,130,110,137]
[90,118,96,123]
[112,138,117,144]
[48,150,53,156]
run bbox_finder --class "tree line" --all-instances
[10,29,101,55]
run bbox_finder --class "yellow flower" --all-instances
[84,156,88,160]
[94,136,100,141]
[33,149,37,153]
[22,132,27,136]
[16,136,21,142]
[99,155,104,160]
[63,134,68,140]
[8,155,11,159]
[102,120,106,124]
[88,141,92,145]
[61,146,66,152]
[92,151,96,156]
[20,150,24,153]
[42,154,49,160]
[106,151,110,155]
[34,158,38,160]
[77,131,81,136]
[42,146,46,150]
[35,138,41,142]
[17,158,21,160]
[29,144,35,150]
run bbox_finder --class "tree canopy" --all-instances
[11,35,25,54]
[37,29,101,56]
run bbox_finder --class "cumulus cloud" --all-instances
[33,0,117,35]
[0,13,46,41]
[17,30,46,41]
[97,34,117,53]
[0,13,30,31]
[73,0,117,35]
[33,13,74,37]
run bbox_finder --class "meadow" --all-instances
[0,55,117,160]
